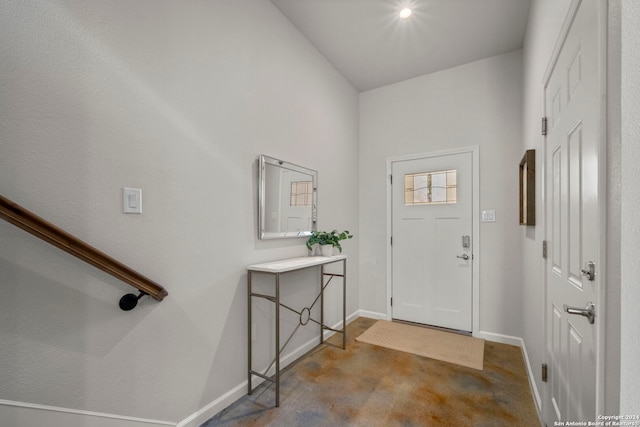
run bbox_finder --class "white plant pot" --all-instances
[320,244,334,257]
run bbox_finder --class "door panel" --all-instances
[391,152,472,331]
[569,124,585,289]
[551,304,562,420]
[544,0,600,423]
[434,217,462,313]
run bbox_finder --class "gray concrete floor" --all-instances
[202,317,540,426]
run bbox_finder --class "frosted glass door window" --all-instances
[404,170,457,205]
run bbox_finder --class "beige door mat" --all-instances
[356,320,485,370]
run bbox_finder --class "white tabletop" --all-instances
[248,255,346,273]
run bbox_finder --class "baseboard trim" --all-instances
[176,382,247,427]
[520,340,543,411]
[474,330,523,347]
[0,399,175,427]
[178,311,361,427]
[356,309,387,320]
[474,331,543,421]
[322,310,361,339]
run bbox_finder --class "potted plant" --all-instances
[306,230,353,256]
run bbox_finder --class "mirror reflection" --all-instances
[259,155,317,239]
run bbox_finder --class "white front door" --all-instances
[544,0,602,423]
[391,151,473,332]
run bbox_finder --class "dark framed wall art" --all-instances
[519,149,535,226]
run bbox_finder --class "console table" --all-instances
[247,255,347,407]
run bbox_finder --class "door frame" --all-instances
[386,145,480,335]
[541,0,608,419]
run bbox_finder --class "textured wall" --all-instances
[620,0,640,415]
[606,0,622,415]
[0,0,359,424]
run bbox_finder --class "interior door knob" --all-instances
[456,254,469,260]
[563,302,595,324]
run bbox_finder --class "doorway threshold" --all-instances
[392,318,472,337]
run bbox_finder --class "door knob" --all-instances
[456,254,469,260]
[563,302,595,324]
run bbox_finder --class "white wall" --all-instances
[0,0,359,425]
[620,0,640,415]
[606,0,622,415]
[358,50,524,337]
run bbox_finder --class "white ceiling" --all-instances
[270,0,531,92]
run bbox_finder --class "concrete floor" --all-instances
[202,317,540,426]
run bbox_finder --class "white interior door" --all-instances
[544,0,601,423]
[391,151,473,332]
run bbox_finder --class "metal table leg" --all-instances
[342,259,347,349]
[275,273,280,407]
[247,271,252,395]
[320,265,324,345]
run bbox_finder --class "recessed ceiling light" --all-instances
[399,8,412,19]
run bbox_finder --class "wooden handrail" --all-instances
[0,194,168,304]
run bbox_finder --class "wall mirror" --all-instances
[259,154,317,239]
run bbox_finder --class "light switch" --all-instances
[123,188,142,214]
[482,210,496,222]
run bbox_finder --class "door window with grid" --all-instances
[404,170,457,205]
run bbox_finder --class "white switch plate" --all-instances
[123,188,142,214]
[482,210,496,222]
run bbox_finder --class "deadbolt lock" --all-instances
[580,261,595,281]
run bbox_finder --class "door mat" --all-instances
[356,320,485,370]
